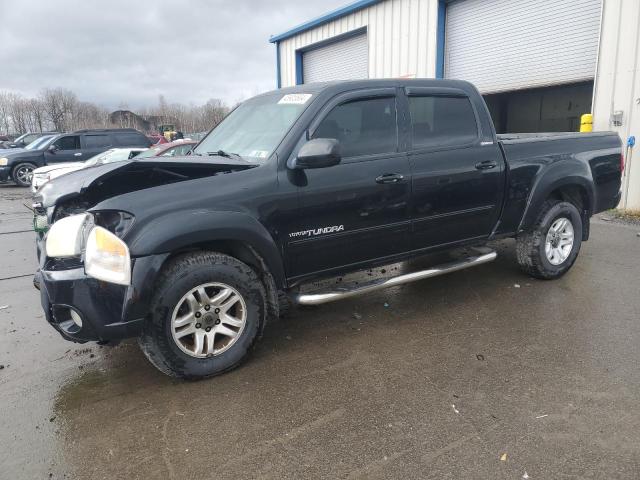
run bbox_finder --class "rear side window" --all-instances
[53,135,81,150]
[313,96,397,158]
[84,135,111,149]
[113,132,151,147]
[408,96,478,149]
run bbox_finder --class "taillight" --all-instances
[621,152,625,173]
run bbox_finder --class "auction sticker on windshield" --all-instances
[278,94,312,105]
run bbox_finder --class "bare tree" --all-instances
[40,88,77,131]
[26,98,46,132]
[0,92,11,134]
[8,93,28,134]
[0,88,230,135]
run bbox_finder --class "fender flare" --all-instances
[518,160,595,232]
[126,210,286,289]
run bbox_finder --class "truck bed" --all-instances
[495,130,622,236]
[497,131,615,144]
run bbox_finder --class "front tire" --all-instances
[12,162,37,187]
[138,252,267,379]
[516,200,583,279]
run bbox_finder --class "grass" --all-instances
[606,209,640,224]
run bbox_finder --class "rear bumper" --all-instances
[37,253,170,343]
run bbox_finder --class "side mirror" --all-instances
[47,144,57,153]
[291,138,341,169]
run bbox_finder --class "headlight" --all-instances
[85,226,131,285]
[0,157,8,166]
[45,213,89,257]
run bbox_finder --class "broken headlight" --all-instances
[92,210,135,238]
[45,213,90,258]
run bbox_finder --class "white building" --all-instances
[270,0,640,209]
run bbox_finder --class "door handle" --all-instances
[475,160,497,170]
[74,153,82,157]
[375,173,405,184]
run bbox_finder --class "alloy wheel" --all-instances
[170,282,247,358]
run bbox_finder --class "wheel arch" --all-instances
[519,170,595,241]
[124,210,285,319]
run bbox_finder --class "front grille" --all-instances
[44,257,83,271]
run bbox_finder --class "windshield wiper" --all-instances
[206,150,242,159]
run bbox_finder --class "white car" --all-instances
[31,147,147,192]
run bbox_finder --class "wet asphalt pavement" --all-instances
[1,183,639,479]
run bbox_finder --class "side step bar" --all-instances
[294,249,497,306]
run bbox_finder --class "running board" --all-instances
[294,249,497,306]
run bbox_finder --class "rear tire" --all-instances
[138,251,267,379]
[12,162,37,187]
[516,200,582,279]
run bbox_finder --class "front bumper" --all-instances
[0,166,10,182]
[37,253,169,343]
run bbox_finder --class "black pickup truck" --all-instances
[32,79,622,379]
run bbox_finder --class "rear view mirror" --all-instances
[291,138,341,169]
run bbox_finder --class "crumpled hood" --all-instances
[34,155,258,209]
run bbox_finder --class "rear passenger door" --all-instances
[288,89,412,279]
[113,132,152,148]
[81,134,113,160]
[405,88,505,250]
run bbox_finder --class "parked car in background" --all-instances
[31,147,147,192]
[135,139,197,158]
[147,134,169,145]
[0,135,59,184]
[0,131,58,149]
[0,128,151,187]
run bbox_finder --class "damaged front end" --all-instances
[33,156,258,227]
[33,156,259,343]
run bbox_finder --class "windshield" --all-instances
[84,149,138,166]
[192,92,313,162]
[135,146,162,159]
[25,135,55,150]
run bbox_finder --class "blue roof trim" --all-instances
[435,0,446,79]
[269,0,381,43]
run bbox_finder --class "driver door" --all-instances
[43,135,81,164]
[287,89,412,280]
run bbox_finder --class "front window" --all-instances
[312,96,397,158]
[53,135,80,150]
[22,133,40,144]
[192,92,313,162]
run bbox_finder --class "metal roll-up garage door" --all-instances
[445,0,602,94]
[302,32,368,84]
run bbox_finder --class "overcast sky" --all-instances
[0,0,347,109]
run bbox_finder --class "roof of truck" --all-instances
[260,78,478,98]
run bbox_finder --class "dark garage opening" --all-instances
[483,81,594,134]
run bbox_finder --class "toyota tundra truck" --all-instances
[32,79,623,379]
